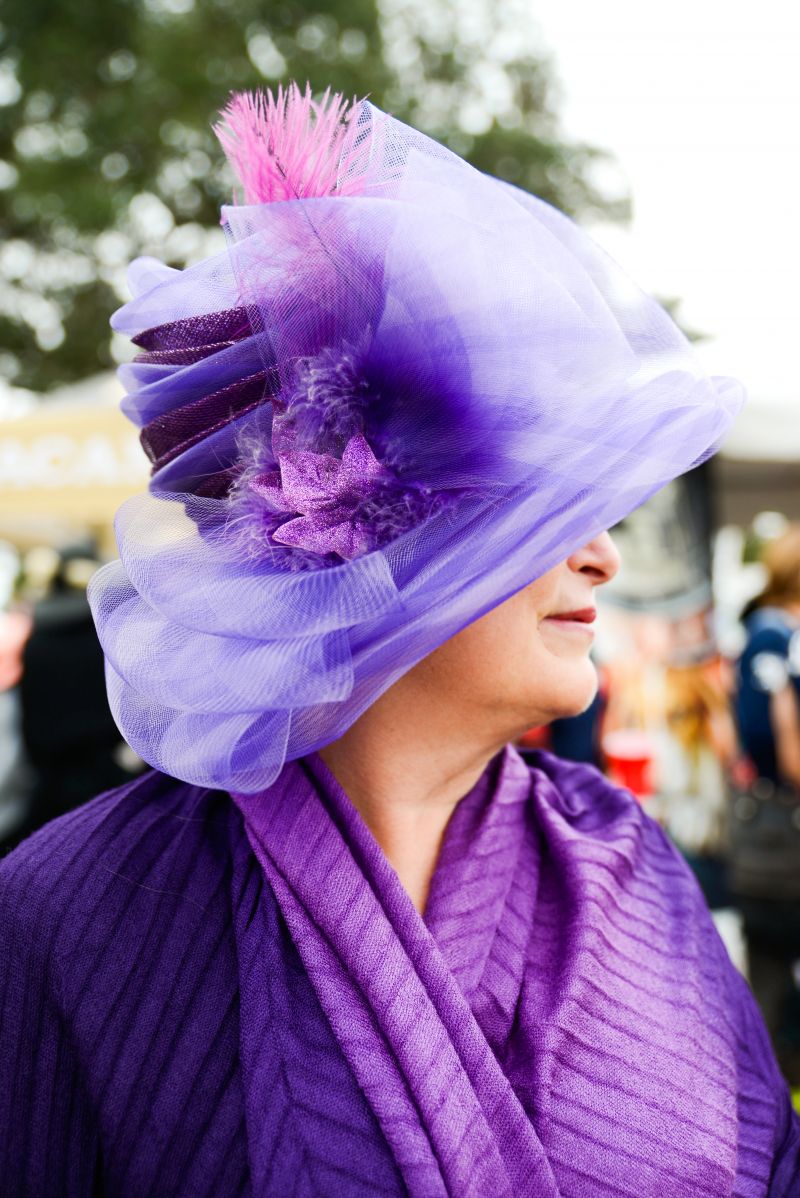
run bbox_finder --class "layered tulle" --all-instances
[89,101,744,791]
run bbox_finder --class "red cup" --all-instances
[602,729,655,799]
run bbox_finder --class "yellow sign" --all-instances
[0,402,148,528]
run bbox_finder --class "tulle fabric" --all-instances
[90,103,743,791]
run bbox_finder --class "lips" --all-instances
[546,607,596,624]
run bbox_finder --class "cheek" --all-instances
[447,582,597,712]
[446,605,598,722]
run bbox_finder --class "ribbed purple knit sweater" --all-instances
[1,748,798,1196]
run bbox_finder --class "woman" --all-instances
[1,85,797,1196]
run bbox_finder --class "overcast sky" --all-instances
[531,0,800,411]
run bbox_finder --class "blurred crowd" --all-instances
[2,519,800,1084]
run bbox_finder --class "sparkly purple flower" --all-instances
[249,434,391,561]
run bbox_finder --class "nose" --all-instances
[566,532,620,586]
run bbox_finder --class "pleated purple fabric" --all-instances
[2,750,799,1196]
[233,749,800,1196]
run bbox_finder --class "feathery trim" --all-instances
[214,82,375,205]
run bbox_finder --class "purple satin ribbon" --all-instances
[134,307,278,488]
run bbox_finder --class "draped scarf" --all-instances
[231,748,790,1196]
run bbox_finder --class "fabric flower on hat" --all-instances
[251,434,386,560]
[250,434,440,562]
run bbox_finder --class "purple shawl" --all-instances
[1,749,798,1195]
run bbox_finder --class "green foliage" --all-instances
[0,0,628,393]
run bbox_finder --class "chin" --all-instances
[548,663,599,722]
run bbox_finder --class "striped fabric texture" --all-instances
[1,749,798,1196]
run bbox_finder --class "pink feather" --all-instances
[214,82,376,205]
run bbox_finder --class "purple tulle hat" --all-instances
[89,84,743,792]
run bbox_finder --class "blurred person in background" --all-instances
[0,539,32,844]
[4,545,143,852]
[737,525,800,787]
[660,656,740,905]
[733,524,800,1082]
[0,604,33,844]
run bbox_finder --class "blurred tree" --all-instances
[0,0,628,393]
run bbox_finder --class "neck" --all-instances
[319,670,508,914]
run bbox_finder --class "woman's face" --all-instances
[420,533,621,736]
